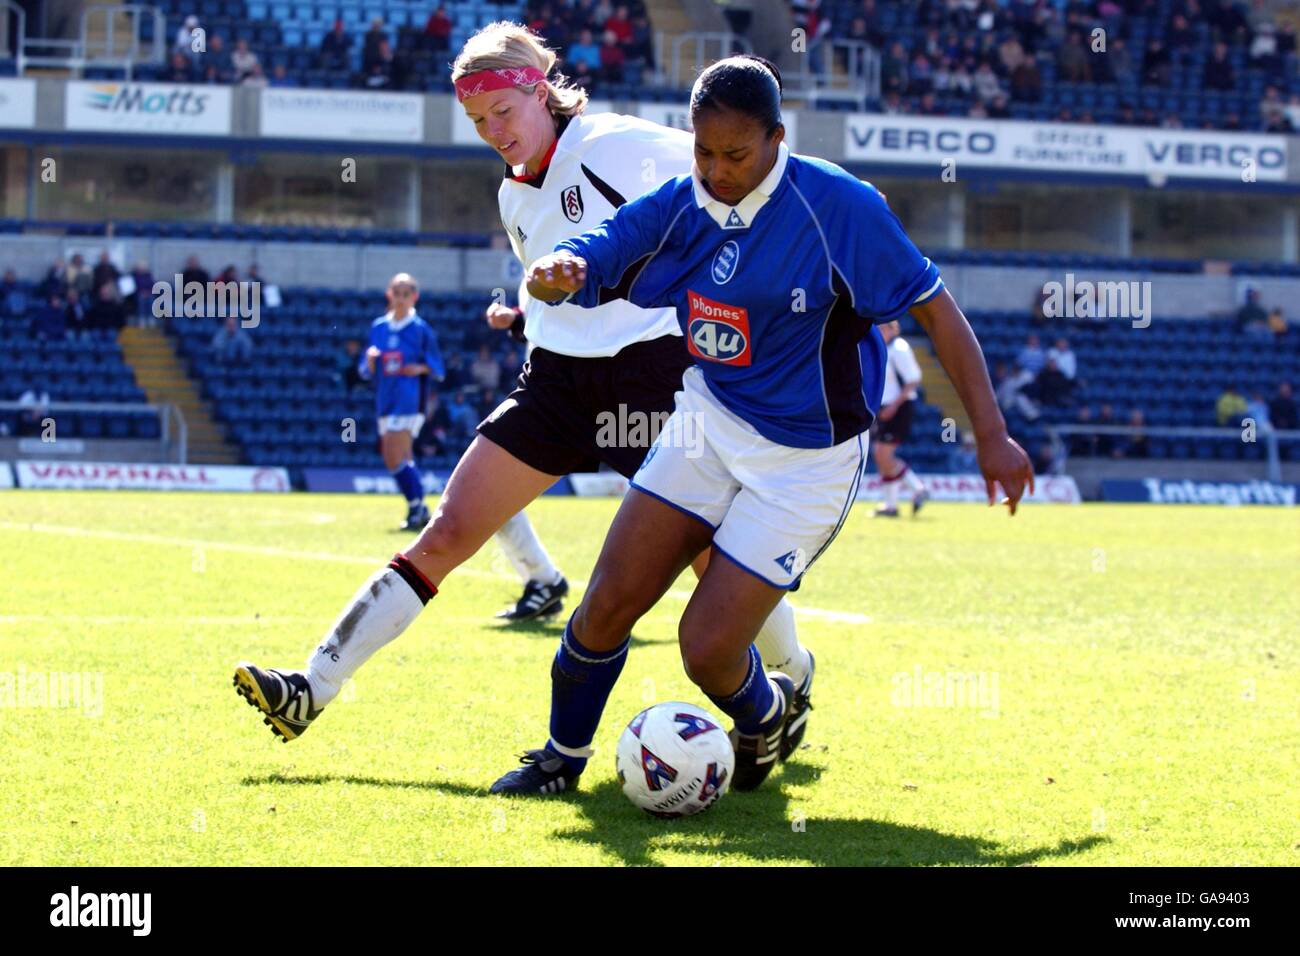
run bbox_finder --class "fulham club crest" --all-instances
[561,184,584,222]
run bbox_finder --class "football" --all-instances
[615,702,735,818]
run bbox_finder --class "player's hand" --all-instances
[527,253,587,295]
[976,432,1035,515]
[486,303,517,329]
[878,401,899,422]
[364,344,380,370]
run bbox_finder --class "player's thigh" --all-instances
[574,486,716,649]
[380,430,412,470]
[678,553,786,691]
[402,435,558,583]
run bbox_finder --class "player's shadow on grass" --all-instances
[552,763,1109,867]
[241,772,486,799]
[493,616,675,647]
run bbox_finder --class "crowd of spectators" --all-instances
[834,0,1298,132]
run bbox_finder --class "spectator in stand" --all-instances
[627,13,654,70]
[995,361,1040,420]
[0,269,25,322]
[567,29,601,72]
[1202,41,1234,91]
[1235,287,1267,332]
[230,38,259,82]
[87,282,125,337]
[64,288,90,340]
[599,29,625,83]
[1047,336,1076,379]
[441,350,467,390]
[1167,13,1196,59]
[1120,409,1149,458]
[570,60,596,93]
[319,20,353,70]
[470,344,502,392]
[92,251,119,294]
[127,261,154,323]
[447,388,479,441]
[973,61,1001,102]
[1250,22,1281,78]
[33,292,67,341]
[211,315,254,365]
[1215,385,1248,426]
[363,17,390,73]
[17,384,52,437]
[66,254,93,298]
[1207,0,1248,43]
[269,63,292,87]
[1016,333,1046,375]
[1245,391,1273,432]
[1058,29,1091,82]
[604,4,633,44]
[1033,355,1073,408]
[1143,38,1172,86]
[243,63,269,87]
[182,255,209,289]
[1069,405,1098,457]
[168,49,197,83]
[1268,381,1297,431]
[335,338,365,395]
[204,33,233,83]
[476,386,500,421]
[1095,402,1119,456]
[38,258,67,299]
[1267,307,1289,342]
[363,41,394,89]
[416,391,452,459]
[424,6,452,55]
[175,15,201,56]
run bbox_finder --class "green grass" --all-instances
[0,491,1295,866]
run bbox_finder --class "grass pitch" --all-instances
[0,490,1295,866]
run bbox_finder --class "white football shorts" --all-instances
[630,367,866,589]
[377,414,425,436]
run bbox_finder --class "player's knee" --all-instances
[574,573,650,646]
[410,507,473,561]
[678,625,731,688]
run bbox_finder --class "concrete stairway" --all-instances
[118,326,240,465]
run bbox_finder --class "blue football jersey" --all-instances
[553,143,943,448]
[360,312,445,417]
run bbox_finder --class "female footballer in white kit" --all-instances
[231,23,812,745]
[492,55,1034,795]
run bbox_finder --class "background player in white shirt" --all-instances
[872,320,931,517]
[232,23,812,745]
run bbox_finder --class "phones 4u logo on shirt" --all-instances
[381,349,404,374]
[686,290,750,366]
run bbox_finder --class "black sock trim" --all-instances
[388,553,436,604]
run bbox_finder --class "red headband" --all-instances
[455,66,548,101]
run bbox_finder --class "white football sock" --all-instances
[900,463,925,494]
[306,568,426,706]
[494,510,563,585]
[754,597,811,687]
[883,474,900,509]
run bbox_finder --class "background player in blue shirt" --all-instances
[359,272,445,530]
[493,55,1035,796]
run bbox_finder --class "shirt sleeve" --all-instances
[835,179,943,321]
[553,178,677,309]
[357,325,377,380]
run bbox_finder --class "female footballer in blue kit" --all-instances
[491,55,1035,795]
[360,272,446,531]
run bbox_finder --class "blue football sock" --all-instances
[392,461,423,505]
[707,644,784,736]
[545,616,630,774]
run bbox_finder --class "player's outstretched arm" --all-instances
[909,289,1035,514]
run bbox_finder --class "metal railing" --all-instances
[3,3,164,76]
[663,32,753,90]
[783,38,879,110]
[0,401,186,463]
[1047,423,1300,483]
